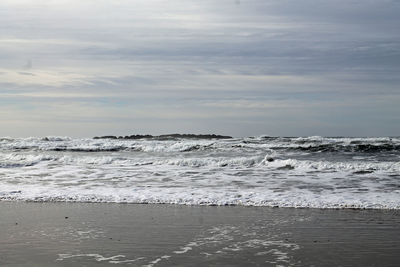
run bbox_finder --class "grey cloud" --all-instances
[0,0,399,137]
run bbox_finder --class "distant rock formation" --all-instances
[93,134,233,140]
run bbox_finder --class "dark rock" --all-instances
[93,135,118,139]
[93,134,233,140]
[124,135,153,139]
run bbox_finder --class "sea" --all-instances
[0,135,399,209]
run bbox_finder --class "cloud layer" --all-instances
[1,0,399,137]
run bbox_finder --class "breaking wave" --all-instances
[0,136,399,209]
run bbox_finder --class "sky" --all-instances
[1,0,399,137]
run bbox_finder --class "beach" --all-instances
[1,202,399,266]
[2,0,400,265]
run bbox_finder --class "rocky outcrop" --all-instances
[93,134,233,140]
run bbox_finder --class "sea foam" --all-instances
[0,136,399,209]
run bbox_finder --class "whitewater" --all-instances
[0,136,399,209]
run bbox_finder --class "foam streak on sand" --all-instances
[56,254,145,264]
[0,136,399,209]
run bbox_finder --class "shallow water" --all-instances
[0,136,399,209]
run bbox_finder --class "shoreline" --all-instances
[1,199,398,210]
[1,201,399,266]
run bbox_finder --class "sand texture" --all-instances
[0,202,399,266]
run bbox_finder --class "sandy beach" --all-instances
[0,202,399,266]
[2,0,400,265]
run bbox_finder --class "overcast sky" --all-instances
[1,0,399,137]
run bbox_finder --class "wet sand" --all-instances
[0,202,399,266]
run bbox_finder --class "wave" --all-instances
[0,187,398,209]
[263,158,400,172]
[41,136,73,142]
[156,155,266,168]
[1,136,400,154]
[50,147,125,152]
[155,157,400,172]
[1,151,398,174]
[1,136,398,210]
[0,154,56,168]
[286,143,400,153]
[0,138,221,153]
[241,137,400,153]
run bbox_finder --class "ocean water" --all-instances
[0,136,399,209]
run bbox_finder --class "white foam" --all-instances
[0,136,399,209]
[262,158,400,172]
[57,253,144,264]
